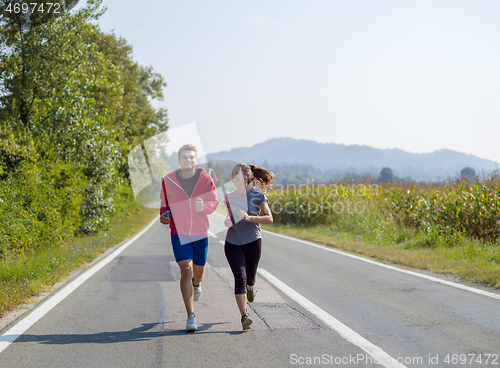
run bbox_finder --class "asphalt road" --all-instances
[1,214,499,368]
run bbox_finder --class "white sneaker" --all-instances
[186,313,197,332]
[193,284,202,302]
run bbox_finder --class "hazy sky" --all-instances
[95,0,500,162]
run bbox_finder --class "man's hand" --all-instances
[160,213,170,225]
[224,217,232,227]
[195,198,204,212]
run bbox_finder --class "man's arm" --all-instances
[201,176,219,215]
[159,179,171,224]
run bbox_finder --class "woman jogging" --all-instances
[223,163,275,330]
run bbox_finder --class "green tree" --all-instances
[379,167,394,182]
[0,0,118,233]
[0,0,168,237]
[342,171,361,182]
[294,173,306,183]
[460,167,476,181]
[94,32,168,178]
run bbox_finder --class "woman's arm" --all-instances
[238,201,273,224]
[224,200,233,227]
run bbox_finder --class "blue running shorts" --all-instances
[171,234,209,266]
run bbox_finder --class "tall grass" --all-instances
[265,176,500,287]
[390,175,500,244]
[269,176,500,246]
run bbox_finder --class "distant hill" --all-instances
[206,138,500,182]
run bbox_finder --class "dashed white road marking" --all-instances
[0,218,158,355]
[258,268,407,368]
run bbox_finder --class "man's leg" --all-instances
[172,235,198,331]
[192,264,205,287]
[191,237,209,301]
[178,259,195,316]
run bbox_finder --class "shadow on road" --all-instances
[7,323,245,345]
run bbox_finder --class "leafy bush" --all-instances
[0,0,167,259]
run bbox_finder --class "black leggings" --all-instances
[224,239,262,295]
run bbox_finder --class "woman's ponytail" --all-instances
[248,164,275,192]
[234,163,276,192]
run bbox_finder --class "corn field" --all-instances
[389,176,500,244]
[267,175,500,245]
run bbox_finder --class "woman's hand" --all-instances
[238,210,250,221]
[224,217,233,227]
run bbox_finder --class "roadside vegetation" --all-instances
[264,176,500,289]
[0,1,166,316]
[0,204,157,316]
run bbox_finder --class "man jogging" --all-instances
[159,144,218,332]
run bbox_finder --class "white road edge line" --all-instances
[207,230,217,238]
[0,217,158,355]
[258,268,407,368]
[262,229,500,300]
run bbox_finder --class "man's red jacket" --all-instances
[160,168,218,236]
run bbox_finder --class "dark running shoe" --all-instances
[247,287,256,303]
[241,314,253,330]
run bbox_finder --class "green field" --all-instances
[264,178,500,289]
